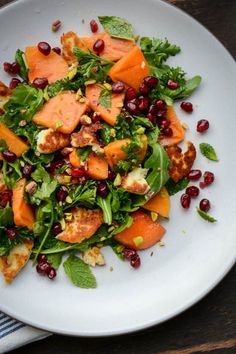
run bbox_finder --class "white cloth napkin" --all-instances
[0,312,51,353]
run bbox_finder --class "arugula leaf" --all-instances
[99,89,111,108]
[15,49,28,81]
[0,205,14,227]
[31,164,50,183]
[76,147,91,162]
[2,160,22,188]
[47,77,85,98]
[97,193,112,225]
[66,181,96,209]
[98,16,134,40]
[0,138,8,152]
[33,180,58,202]
[165,178,189,196]
[47,253,62,270]
[63,254,97,288]
[199,143,218,161]
[196,208,217,222]
[110,215,133,236]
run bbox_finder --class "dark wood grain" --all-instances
[0,0,235,353]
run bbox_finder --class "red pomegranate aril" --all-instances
[162,127,173,137]
[148,104,157,115]
[122,248,137,259]
[147,112,157,124]
[0,189,13,207]
[204,171,215,185]
[37,254,47,263]
[3,62,12,73]
[158,118,170,129]
[5,227,17,240]
[180,101,193,113]
[51,222,62,236]
[197,119,209,133]
[125,101,140,115]
[21,163,34,179]
[108,170,116,181]
[38,41,51,56]
[156,109,167,118]
[181,193,191,209]
[186,186,199,198]
[187,169,202,181]
[9,78,21,89]
[52,47,61,55]
[11,62,20,75]
[125,87,136,101]
[47,267,57,279]
[97,182,109,198]
[33,77,48,89]
[167,79,179,90]
[112,81,125,93]
[90,19,98,33]
[36,262,51,275]
[2,149,17,163]
[91,113,101,123]
[93,39,105,53]
[139,82,150,95]
[71,166,86,178]
[155,99,166,110]
[54,160,65,170]
[143,76,158,88]
[199,198,211,212]
[199,181,206,189]
[130,254,141,268]
[138,96,149,111]
[56,186,68,202]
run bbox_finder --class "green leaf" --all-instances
[33,180,58,201]
[196,208,217,223]
[99,89,111,109]
[76,147,91,162]
[66,181,97,209]
[47,253,62,270]
[199,143,218,161]
[73,47,113,65]
[0,138,8,152]
[31,164,50,183]
[0,205,14,227]
[63,254,97,288]
[165,178,189,196]
[15,49,28,81]
[97,193,112,225]
[98,16,134,40]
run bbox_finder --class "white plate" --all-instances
[0,0,236,336]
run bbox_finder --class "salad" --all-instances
[0,16,217,288]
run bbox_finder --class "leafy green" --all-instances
[15,49,28,81]
[97,193,112,225]
[76,147,91,162]
[33,180,58,202]
[199,143,218,161]
[99,89,111,108]
[63,254,97,288]
[165,178,189,196]
[0,227,34,256]
[47,253,63,270]
[2,160,22,188]
[66,181,97,209]
[47,77,85,98]
[196,208,217,223]
[0,205,14,227]
[99,16,134,40]
[0,138,8,152]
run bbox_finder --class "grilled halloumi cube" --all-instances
[37,128,70,154]
[71,123,101,148]
[83,247,105,267]
[121,167,150,195]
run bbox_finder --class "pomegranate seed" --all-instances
[125,101,140,115]
[180,101,193,113]
[47,267,57,279]
[11,62,20,75]
[36,262,51,275]
[44,162,55,173]
[156,109,167,118]
[181,193,191,209]
[2,149,17,163]
[93,39,104,54]
[90,19,98,33]
[199,198,211,212]
[138,96,149,111]
[51,222,62,236]
[204,171,215,185]
[186,186,199,197]
[125,87,136,101]
[38,42,51,56]
[97,182,109,198]
[0,189,13,207]
[199,181,206,189]
[147,112,157,124]
[108,170,116,181]
[21,163,34,179]
[167,79,179,90]
[197,119,209,133]
[9,78,21,89]
[143,76,159,88]
[139,82,150,95]
[0,108,4,115]
[52,47,61,55]
[71,166,86,178]
[148,104,158,115]
[3,62,12,73]
[122,248,137,259]
[56,186,68,202]
[187,169,202,181]
[37,254,47,263]
[91,112,101,123]
[130,254,141,268]
[155,99,166,110]
[112,81,125,93]
[77,176,88,185]
[5,227,17,240]
[162,127,173,137]
[158,118,170,129]
[33,77,48,89]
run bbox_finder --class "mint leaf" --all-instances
[63,255,97,288]
[165,178,189,196]
[33,180,58,201]
[15,49,28,81]
[99,89,111,109]
[199,143,218,161]
[47,253,62,270]
[98,16,134,40]
[196,208,217,223]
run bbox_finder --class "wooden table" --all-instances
[1,0,235,353]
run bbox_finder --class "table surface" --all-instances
[0,0,235,353]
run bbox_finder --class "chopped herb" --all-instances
[196,208,217,222]
[99,89,111,108]
[98,16,134,40]
[199,143,218,161]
